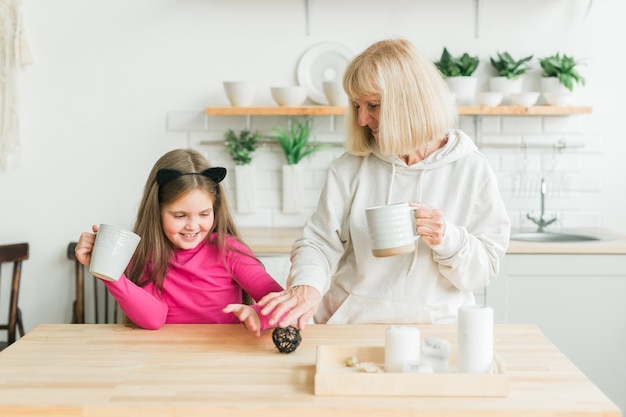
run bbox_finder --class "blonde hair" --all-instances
[128,149,244,293]
[342,38,457,156]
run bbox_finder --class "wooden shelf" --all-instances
[204,106,345,116]
[458,105,592,116]
[205,105,592,117]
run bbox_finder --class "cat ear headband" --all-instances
[156,167,227,186]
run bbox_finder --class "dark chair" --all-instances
[0,243,28,350]
[67,242,119,324]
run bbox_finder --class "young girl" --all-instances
[75,149,283,336]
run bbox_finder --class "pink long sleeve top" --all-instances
[102,236,284,330]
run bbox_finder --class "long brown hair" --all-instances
[127,149,245,293]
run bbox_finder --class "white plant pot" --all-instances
[489,76,523,93]
[234,165,256,214]
[540,77,575,106]
[489,76,523,104]
[540,77,570,94]
[445,76,477,105]
[282,164,303,214]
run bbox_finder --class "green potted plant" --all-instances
[488,51,534,103]
[538,52,586,92]
[224,128,260,214]
[538,52,586,106]
[489,51,533,80]
[272,118,325,213]
[225,128,259,165]
[435,47,480,105]
[435,47,480,77]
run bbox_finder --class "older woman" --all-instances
[259,38,510,329]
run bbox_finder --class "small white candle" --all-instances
[384,326,420,373]
[457,305,494,374]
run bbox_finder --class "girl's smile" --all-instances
[161,189,215,250]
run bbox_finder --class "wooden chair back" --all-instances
[0,243,28,349]
[67,242,119,324]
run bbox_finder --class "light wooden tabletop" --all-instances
[0,323,620,417]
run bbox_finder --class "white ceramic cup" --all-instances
[223,81,257,107]
[89,224,141,282]
[365,202,419,257]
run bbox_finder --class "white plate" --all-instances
[297,42,353,105]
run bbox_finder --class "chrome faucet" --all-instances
[526,177,557,232]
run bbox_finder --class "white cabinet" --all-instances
[487,254,626,415]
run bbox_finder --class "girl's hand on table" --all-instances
[223,304,262,337]
[75,224,99,267]
[257,285,321,331]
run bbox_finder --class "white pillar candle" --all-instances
[384,326,420,373]
[457,305,494,374]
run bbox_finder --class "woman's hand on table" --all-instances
[223,304,262,337]
[75,224,99,267]
[257,285,321,331]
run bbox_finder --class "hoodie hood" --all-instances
[372,129,478,171]
[372,129,479,206]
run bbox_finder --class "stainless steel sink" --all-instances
[510,231,603,243]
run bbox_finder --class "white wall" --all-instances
[1,0,624,334]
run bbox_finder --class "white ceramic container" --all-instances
[476,92,503,107]
[271,86,308,106]
[510,92,540,107]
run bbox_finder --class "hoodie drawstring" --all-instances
[387,163,396,205]
[386,159,427,274]
[408,170,426,274]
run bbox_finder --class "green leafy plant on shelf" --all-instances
[273,118,325,165]
[435,47,479,77]
[224,129,260,165]
[538,53,586,92]
[489,51,534,80]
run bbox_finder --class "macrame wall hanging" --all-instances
[0,0,33,171]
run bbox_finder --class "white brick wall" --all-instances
[169,111,602,231]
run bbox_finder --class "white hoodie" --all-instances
[288,129,510,324]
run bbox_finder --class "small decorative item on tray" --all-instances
[314,345,509,397]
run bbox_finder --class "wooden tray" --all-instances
[314,345,509,397]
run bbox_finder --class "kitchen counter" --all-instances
[507,228,626,254]
[241,227,626,255]
[241,227,302,253]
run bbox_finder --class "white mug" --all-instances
[89,224,141,282]
[365,202,419,257]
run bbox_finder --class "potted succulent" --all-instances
[538,53,586,106]
[489,51,533,80]
[273,118,325,213]
[538,52,586,92]
[435,47,480,105]
[489,51,534,101]
[224,128,260,214]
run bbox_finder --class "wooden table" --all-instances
[0,323,620,417]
